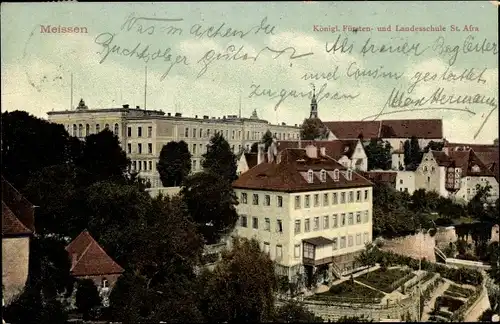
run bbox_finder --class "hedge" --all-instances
[420,277,442,317]
[450,286,484,322]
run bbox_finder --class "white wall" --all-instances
[395,171,416,195]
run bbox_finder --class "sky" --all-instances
[1,1,498,143]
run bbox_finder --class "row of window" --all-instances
[127,126,153,138]
[294,211,370,234]
[68,123,118,138]
[127,143,153,155]
[131,160,154,172]
[181,127,299,141]
[240,193,284,207]
[240,215,284,232]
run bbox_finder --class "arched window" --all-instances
[114,123,119,135]
[320,169,327,183]
[333,169,340,181]
[95,124,100,133]
[346,169,353,181]
[306,169,314,183]
[105,124,110,130]
[78,124,83,137]
[85,124,90,136]
[72,124,77,136]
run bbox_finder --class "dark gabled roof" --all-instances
[431,149,496,178]
[2,202,32,237]
[232,148,372,193]
[359,171,397,187]
[323,119,443,139]
[276,140,361,160]
[303,236,334,246]
[66,230,124,277]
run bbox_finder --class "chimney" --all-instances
[167,113,171,116]
[195,115,198,118]
[320,147,326,156]
[123,104,129,108]
[257,144,266,165]
[203,115,209,119]
[305,145,317,158]
[136,105,140,109]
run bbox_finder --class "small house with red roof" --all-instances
[65,230,124,299]
[2,177,35,305]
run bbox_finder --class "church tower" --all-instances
[309,85,318,119]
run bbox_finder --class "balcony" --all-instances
[302,236,335,266]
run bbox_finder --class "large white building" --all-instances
[231,145,373,285]
[47,99,300,187]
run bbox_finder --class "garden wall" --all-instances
[463,285,491,322]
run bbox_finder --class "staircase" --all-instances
[434,246,447,263]
[331,261,343,279]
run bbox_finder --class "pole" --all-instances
[419,225,422,321]
[70,73,73,110]
[144,65,147,110]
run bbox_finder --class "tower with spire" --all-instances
[309,84,318,119]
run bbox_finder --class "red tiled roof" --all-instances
[445,143,499,152]
[2,202,32,237]
[431,151,453,166]
[66,230,124,277]
[475,151,500,181]
[448,150,495,177]
[1,177,35,232]
[323,119,443,139]
[276,140,360,160]
[232,148,372,192]
[359,171,397,187]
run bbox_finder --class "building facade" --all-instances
[47,100,300,187]
[232,145,373,285]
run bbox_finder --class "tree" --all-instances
[250,142,259,153]
[75,279,101,320]
[156,141,192,187]
[1,111,71,189]
[202,133,238,182]
[261,130,274,151]
[494,138,498,145]
[198,237,277,323]
[271,300,323,323]
[467,183,492,221]
[423,140,445,153]
[181,171,239,244]
[403,136,422,171]
[488,242,500,285]
[355,243,377,273]
[364,138,392,170]
[300,118,327,140]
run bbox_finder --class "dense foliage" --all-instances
[156,140,192,187]
[300,118,328,140]
[363,138,392,170]
[202,132,238,182]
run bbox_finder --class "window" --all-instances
[148,161,152,170]
[105,124,109,130]
[138,161,142,170]
[78,124,83,137]
[143,161,147,170]
[307,170,314,183]
[363,210,369,223]
[323,216,329,229]
[148,143,152,154]
[276,220,283,233]
[127,143,132,153]
[199,128,203,138]
[348,235,353,247]
[303,244,314,259]
[364,190,369,200]
[138,143,142,154]
[72,124,77,136]
[340,192,346,203]
[320,169,327,182]
[192,160,197,170]
[364,232,369,244]
[305,219,310,232]
[207,129,211,138]
[348,213,354,225]
[265,218,270,231]
[232,130,235,139]
[341,213,346,226]
[252,217,258,229]
[102,278,109,289]
[114,123,119,135]
[241,193,248,204]
[193,128,197,138]
[264,242,270,255]
[348,191,354,203]
[192,144,197,154]
[95,124,100,133]
[86,124,90,136]
[356,211,361,224]
[333,193,338,204]
[264,195,270,206]
[276,245,283,260]
[333,214,338,228]
[184,127,189,137]
[252,194,259,205]
[356,190,361,202]
[323,193,329,205]
[313,217,320,231]
[132,161,137,170]
[305,195,310,208]
[346,169,353,180]
[240,215,247,227]
[332,238,338,250]
[148,126,152,137]
[340,236,346,248]
[314,194,319,207]
[138,127,142,137]
[356,234,361,245]
[294,220,301,234]
[294,244,301,258]
[399,179,403,184]
[333,169,340,181]
[277,196,283,207]
[295,196,301,209]
[127,127,132,137]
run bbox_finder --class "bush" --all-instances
[435,295,464,312]
[75,279,102,320]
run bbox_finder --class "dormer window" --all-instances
[307,169,314,183]
[320,169,327,182]
[346,169,353,181]
[333,169,340,182]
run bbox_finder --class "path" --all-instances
[421,279,450,322]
